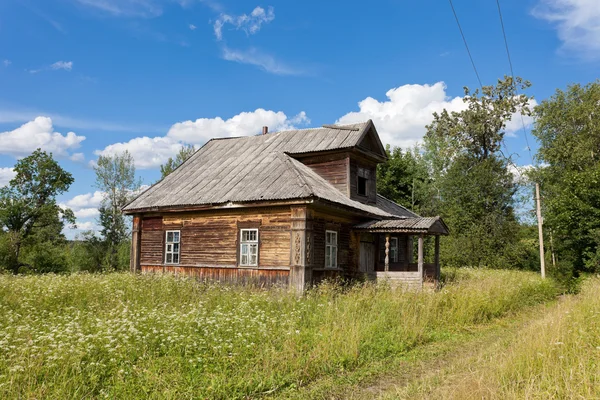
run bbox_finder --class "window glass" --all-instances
[325,230,338,268]
[165,230,180,264]
[240,229,259,266]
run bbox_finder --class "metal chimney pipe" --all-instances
[262,126,268,135]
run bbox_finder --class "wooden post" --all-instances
[384,234,390,272]
[535,183,546,279]
[290,206,312,293]
[130,214,142,273]
[434,235,440,288]
[417,234,424,288]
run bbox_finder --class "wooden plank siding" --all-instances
[311,208,362,282]
[297,153,348,194]
[142,265,289,286]
[139,208,292,281]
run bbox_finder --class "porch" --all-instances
[354,216,449,289]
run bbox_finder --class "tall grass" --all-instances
[0,269,555,399]
[422,277,600,399]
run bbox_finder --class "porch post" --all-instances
[130,214,142,273]
[417,234,424,287]
[290,206,313,293]
[384,233,390,272]
[434,235,440,289]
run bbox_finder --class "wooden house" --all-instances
[123,120,448,290]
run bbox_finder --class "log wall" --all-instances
[139,207,292,283]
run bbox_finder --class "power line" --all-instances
[448,0,483,89]
[495,0,534,163]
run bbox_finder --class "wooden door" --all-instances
[359,242,375,273]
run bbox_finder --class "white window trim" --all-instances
[390,237,398,263]
[240,228,259,267]
[164,230,180,265]
[325,230,338,269]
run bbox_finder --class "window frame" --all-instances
[325,230,338,269]
[239,228,259,267]
[164,230,181,265]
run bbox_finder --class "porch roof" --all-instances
[354,216,449,235]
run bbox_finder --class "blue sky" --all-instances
[0,0,599,236]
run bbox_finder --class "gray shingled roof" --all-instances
[354,217,449,235]
[123,120,414,219]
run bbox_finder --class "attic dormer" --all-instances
[291,121,387,205]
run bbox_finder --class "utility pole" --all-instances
[535,182,546,279]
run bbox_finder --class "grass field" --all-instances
[387,276,600,400]
[0,270,557,399]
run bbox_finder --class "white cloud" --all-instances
[71,0,163,18]
[213,6,274,41]
[167,108,308,144]
[0,167,16,187]
[70,152,85,162]
[93,136,184,169]
[3,60,10,67]
[533,0,600,59]
[0,117,85,158]
[337,82,467,149]
[504,99,538,138]
[64,191,104,210]
[189,23,197,30]
[73,208,101,219]
[508,164,535,183]
[92,108,309,169]
[221,46,305,76]
[50,61,73,71]
[337,82,536,148]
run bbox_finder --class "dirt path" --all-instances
[353,298,569,400]
[275,299,566,399]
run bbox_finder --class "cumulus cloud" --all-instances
[93,109,309,169]
[93,136,185,169]
[0,167,16,187]
[504,99,538,138]
[168,108,308,143]
[50,61,73,71]
[337,82,467,149]
[0,116,85,158]
[533,0,600,59]
[3,60,10,67]
[337,82,535,148]
[64,190,104,210]
[189,23,197,30]
[213,6,274,41]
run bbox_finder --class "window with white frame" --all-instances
[240,229,259,266]
[165,230,180,264]
[325,230,338,268]
[390,237,398,263]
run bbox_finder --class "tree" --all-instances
[94,151,140,270]
[423,76,532,268]
[376,145,432,214]
[532,81,600,274]
[160,144,196,179]
[0,149,75,273]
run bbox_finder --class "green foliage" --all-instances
[422,76,532,268]
[0,149,74,273]
[0,270,555,399]
[94,151,140,270]
[159,144,196,179]
[376,145,432,215]
[532,81,600,274]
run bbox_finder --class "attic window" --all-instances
[357,167,370,196]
